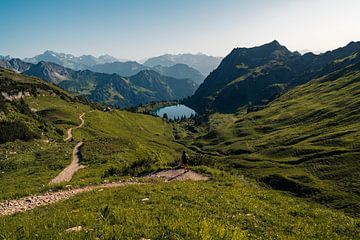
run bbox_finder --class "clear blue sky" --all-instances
[1,0,359,60]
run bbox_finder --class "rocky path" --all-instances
[50,113,86,184]
[0,169,208,216]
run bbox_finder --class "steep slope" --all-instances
[24,61,73,84]
[181,60,360,216]
[0,58,31,73]
[152,63,205,84]
[184,41,299,113]
[185,40,360,113]
[0,67,76,144]
[143,53,222,76]
[129,70,198,100]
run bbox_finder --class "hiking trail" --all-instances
[50,113,86,184]
[0,169,208,216]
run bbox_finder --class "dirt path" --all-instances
[146,168,209,181]
[51,113,86,184]
[64,113,85,142]
[0,169,208,216]
[49,142,85,184]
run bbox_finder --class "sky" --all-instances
[0,0,360,60]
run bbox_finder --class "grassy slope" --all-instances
[1,68,360,238]
[1,175,359,239]
[69,108,185,185]
[179,65,360,216]
[0,68,85,200]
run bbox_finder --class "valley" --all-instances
[0,40,360,239]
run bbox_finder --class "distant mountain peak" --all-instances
[268,40,280,45]
[23,51,119,70]
[143,53,223,76]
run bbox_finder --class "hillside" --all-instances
[88,61,147,76]
[22,61,197,108]
[152,63,205,84]
[184,40,360,113]
[0,66,81,144]
[178,60,360,216]
[129,70,198,100]
[0,58,31,73]
[0,67,359,238]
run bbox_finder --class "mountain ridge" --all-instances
[22,61,198,108]
[184,40,360,113]
[143,53,222,76]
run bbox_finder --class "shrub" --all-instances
[0,121,39,143]
[102,157,158,178]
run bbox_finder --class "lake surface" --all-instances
[152,104,196,120]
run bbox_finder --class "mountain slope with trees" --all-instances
[22,61,197,108]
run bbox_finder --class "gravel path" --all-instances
[0,181,140,216]
[0,169,208,216]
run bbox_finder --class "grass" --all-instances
[1,66,360,238]
[70,108,185,185]
[177,65,360,217]
[0,175,359,239]
[0,140,73,200]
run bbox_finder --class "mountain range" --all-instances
[16,51,208,84]
[143,53,222,76]
[185,40,360,113]
[88,61,205,84]
[0,59,198,108]
[21,51,221,80]
[23,50,121,70]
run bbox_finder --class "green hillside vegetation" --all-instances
[0,67,90,200]
[1,176,359,239]
[1,64,360,238]
[178,61,360,216]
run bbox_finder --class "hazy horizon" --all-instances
[1,0,360,60]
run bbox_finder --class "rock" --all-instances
[65,226,82,232]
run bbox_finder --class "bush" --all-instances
[0,121,39,143]
[102,157,158,178]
